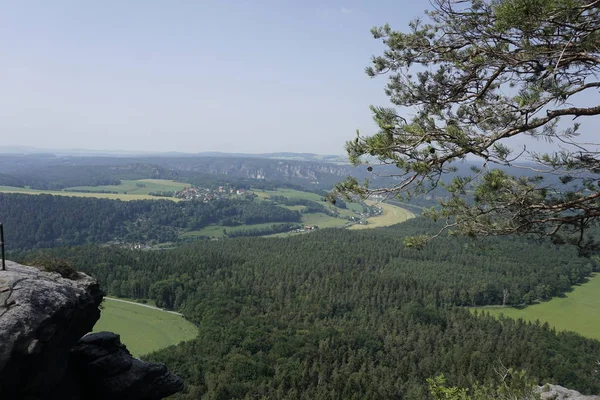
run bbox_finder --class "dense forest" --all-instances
[19,218,600,399]
[0,193,301,250]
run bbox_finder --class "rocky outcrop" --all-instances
[0,261,183,399]
[69,332,183,400]
[539,384,600,399]
[0,261,102,399]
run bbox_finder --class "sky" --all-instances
[0,0,425,155]
[1,1,597,157]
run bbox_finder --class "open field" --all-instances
[180,222,298,238]
[476,273,600,341]
[346,202,364,213]
[94,298,198,357]
[301,212,348,228]
[0,179,186,201]
[281,205,305,211]
[0,186,173,201]
[252,188,324,202]
[349,200,415,229]
[66,179,188,195]
[334,207,359,218]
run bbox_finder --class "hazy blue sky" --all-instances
[2,1,597,156]
[0,0,426,154]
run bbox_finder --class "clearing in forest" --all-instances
[0,179,187,201]
[476,273,600,341]
[94,298,197,357]
[65,179,188,195]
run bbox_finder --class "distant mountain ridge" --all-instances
[0,149,568,194]
[0,153,369,189]
[0,146,347,163]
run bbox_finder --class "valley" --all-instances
[3,151,600,398]
[3,1,599,397]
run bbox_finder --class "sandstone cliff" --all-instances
[0,261,183,400]
[539,384,600,400]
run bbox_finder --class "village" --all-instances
[173,185,252,202]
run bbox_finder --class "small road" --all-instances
[103,296,184,316]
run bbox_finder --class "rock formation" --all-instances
[539,384,600,400]
[0,261,183,399]
[69,332,184,400]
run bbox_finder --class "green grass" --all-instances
[181,222,299,238]
[251,188,324,202]
[476,273,600,341]
[94,299,198,357]
[66,179,188,195]
[281,205,305,211]
[0,186,174,201]
[301,213,348,228]
[349,201,415,229]
[0,179,187,201]
[346,202,364,213]
[334,207,358,218]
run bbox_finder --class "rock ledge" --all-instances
[0,261,183,400]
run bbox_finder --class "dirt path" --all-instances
[103,297,184,316]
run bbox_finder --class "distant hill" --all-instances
[0,153,372,189]
[0,146,347,163]
[0,151,569,196]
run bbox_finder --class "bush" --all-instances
[32,257,80,280]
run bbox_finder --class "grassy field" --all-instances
[180,222,297,238]
[0,186,171,201]
[0,179,186,201]
[66,179,188,195]
[252,188,324,202]
[349,200,415,229]
[302,212,348,228]
[476,273,600,341]
[94,299,198,357]
[346,202,364,213]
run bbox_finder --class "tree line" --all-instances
[0,193,301,250]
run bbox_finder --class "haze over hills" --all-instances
[0,146,347,163]
[0,149,569,200]
[0,151,376,190]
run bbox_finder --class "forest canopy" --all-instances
[21,220,600,398]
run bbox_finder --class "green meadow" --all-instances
[252,188,325,202]
[301,212,348,228]
[476,273,600,341]
[0,186,168,201]
[180,222,297,238]
[94,298,198,357]
[66,179,188,195]
[0,179,187,201]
